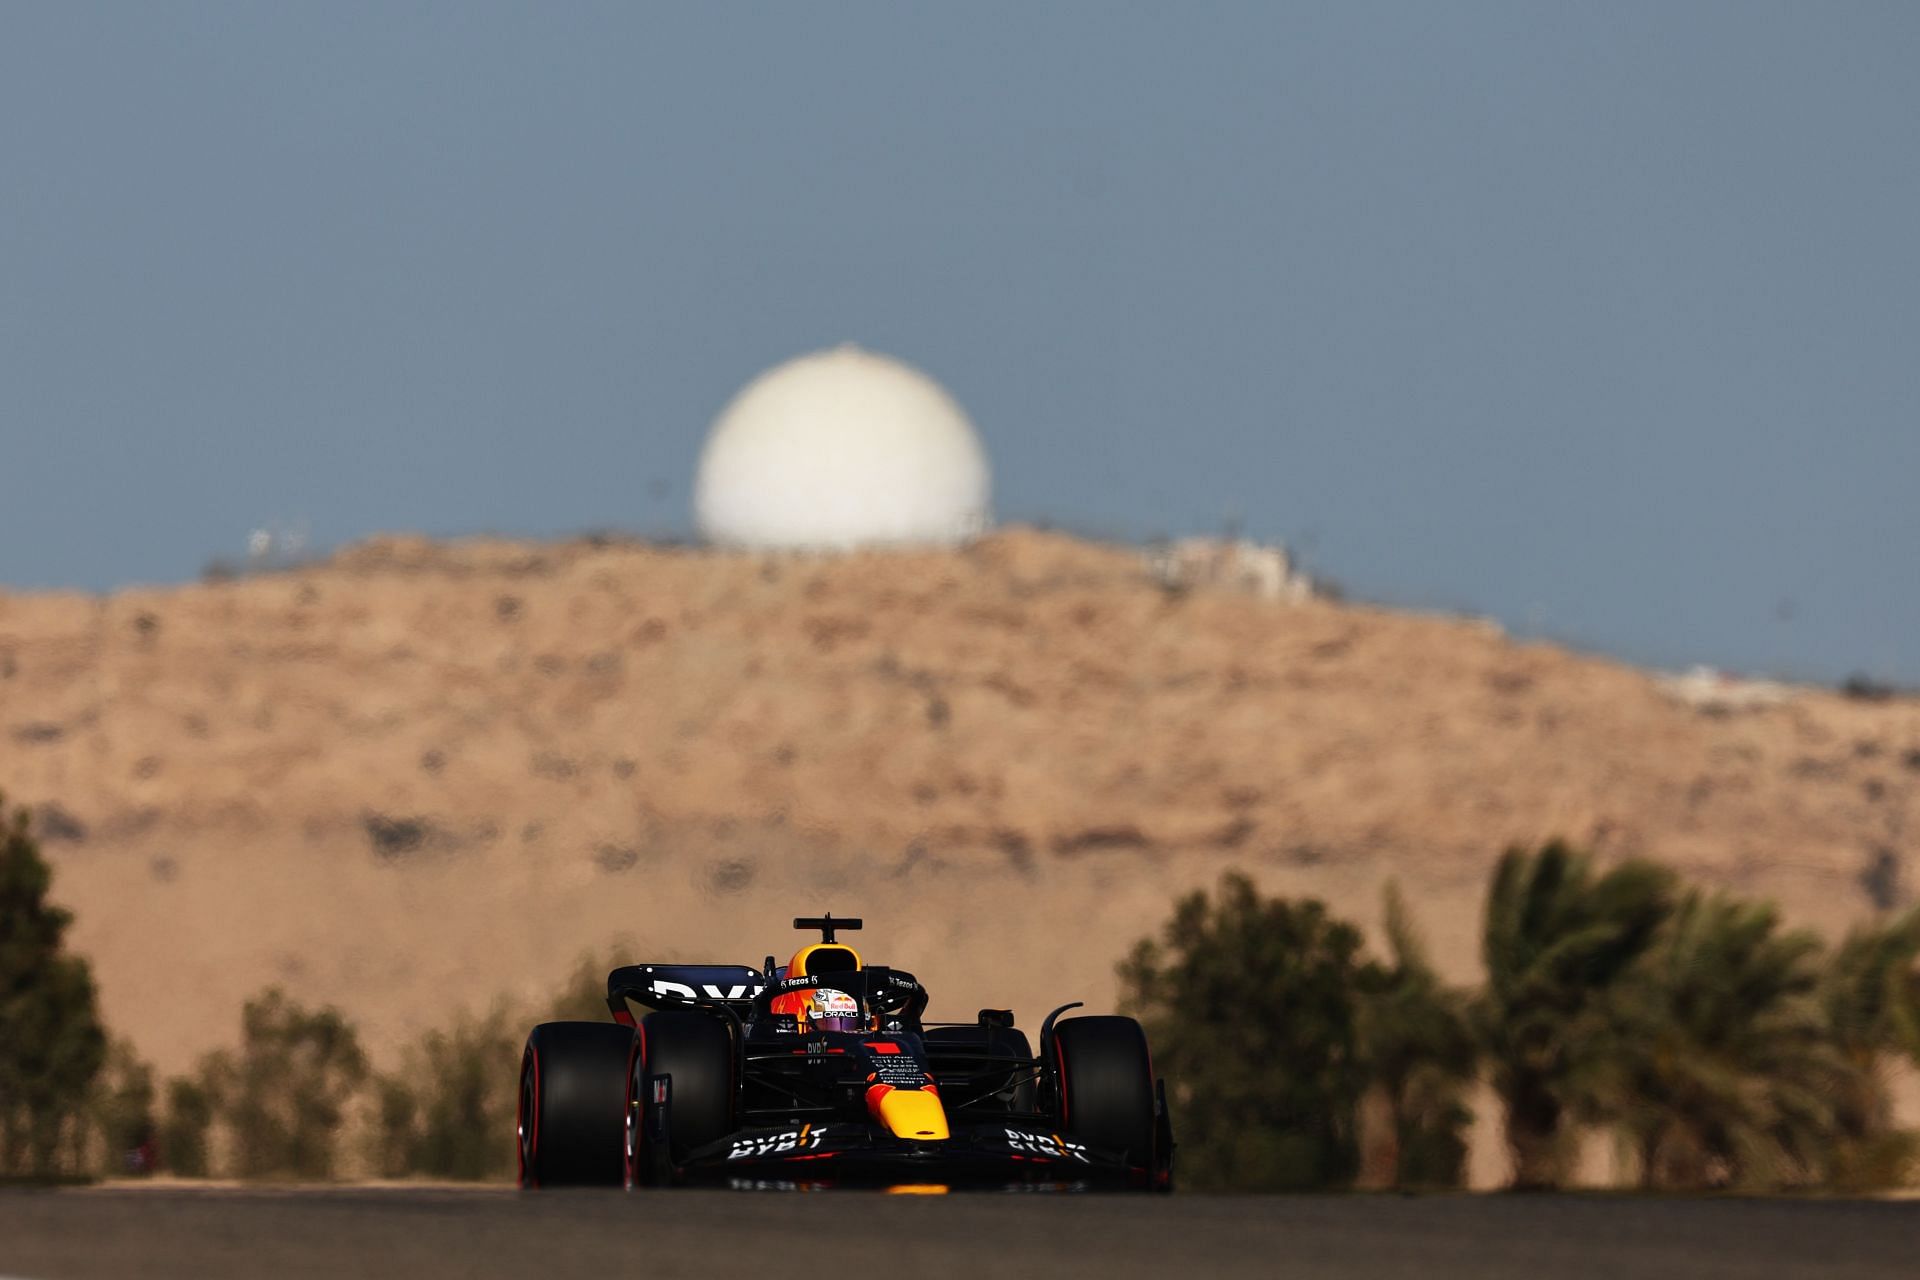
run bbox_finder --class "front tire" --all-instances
[518,1021,636,1187]
[1052,1016,1158,1177]
[627,1010,736,1186]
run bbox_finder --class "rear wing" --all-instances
[606,964,767,1024]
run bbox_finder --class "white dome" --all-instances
[694,346,992,551]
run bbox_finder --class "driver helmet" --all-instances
[802,987,866,1034]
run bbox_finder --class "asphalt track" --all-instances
[1,1186,1913,1279]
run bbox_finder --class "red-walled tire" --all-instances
[518,1021,636,1187]
[1052,1016,1158,1177]
[627,1010,736,1186]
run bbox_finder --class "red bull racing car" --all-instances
[516,915,1174,1191]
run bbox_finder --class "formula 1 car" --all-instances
[516,915,1174,1191]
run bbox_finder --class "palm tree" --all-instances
[1477,840,1675,1188]
[1613,889,1841,1189]
[1821,906,1920,1188]
[1357,882,1477,1187]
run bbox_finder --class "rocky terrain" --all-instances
[2,529,1915,1090]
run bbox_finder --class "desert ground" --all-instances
[2,528,1916,1176]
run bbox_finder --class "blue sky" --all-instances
[3,3,1916,682]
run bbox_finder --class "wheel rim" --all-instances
[517,1055,537,1186]
[623,1083,638,1190]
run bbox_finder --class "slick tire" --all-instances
[1052,1016,1158,1176]
[629,1010,736,1185]
[924,1025,1037,1114]
[518,1021,637,1188]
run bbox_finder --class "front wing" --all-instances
[678,1121,1151,1191]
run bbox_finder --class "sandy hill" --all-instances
[2,528,1916,1080]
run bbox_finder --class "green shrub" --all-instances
[90,1039,157,1177]
[201,989,368,1180]
[370,945,639,1183]
[0,793,108,1177]
[159,1077,214,1177]
[373,1005,522,1181]
[369,1076,420,1180]
[1120,872,1369,1189]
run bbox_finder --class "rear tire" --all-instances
[629,1010,736,1185]
[518,1021,636,1187]
[1052,1016,1157,1175]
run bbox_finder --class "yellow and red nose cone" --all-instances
[867,1084,950,1141]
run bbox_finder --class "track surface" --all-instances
[0,1186,1912,1279]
